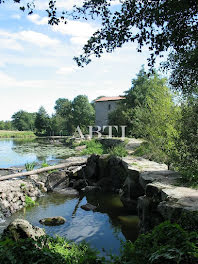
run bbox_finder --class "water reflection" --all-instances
[0,138,75,168]
[0,193,139,255]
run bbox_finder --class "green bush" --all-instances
[112,221,198,264]
[25,195,36,207]
[109,144,128,157]
[81,140,104,155]
[134,141,168,164]
[0,235,101,264]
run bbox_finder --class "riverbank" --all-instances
[0,130,36,138]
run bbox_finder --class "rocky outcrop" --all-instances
[3,219,45,241]
[0,180,42,217]
[39,216,66,226]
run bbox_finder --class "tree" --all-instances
[72,95,95,133]
[35,106,50,134]
[12,110,36,131]
[2,0,197,94]
[173,96,198,183]
[109,67,179,165]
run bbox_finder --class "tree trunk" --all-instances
[0,161,86,181]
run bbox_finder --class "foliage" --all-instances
[0,235,101,264]
[0,130,36,138]
[172,96,198,184]
[72,95,95,133]
[109,144,128,157]
[12,111,36,131]
[25,195,36,207]
[35,106,50,134]
[0,121,14,130]
[81,139,104,155]
[109,68,179,166]
[112,221,198,264]
[25,162,36,171]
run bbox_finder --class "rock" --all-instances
[39,216,66,226]
[46,171,69,191]
[37,182,47,193]
[75,145,87,152]
[53,187,79,197]
[73,179,87,190]
[81,186,101,194]
[81,203,97,211]
[3,219,45,241]
[29,174,39,181]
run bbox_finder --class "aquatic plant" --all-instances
[25,195,36,207]
[25,162,36,171]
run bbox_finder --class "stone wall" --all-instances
[0,154,197,233]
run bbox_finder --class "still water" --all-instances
[0,138,75,168]
[0,139,139,255]
[0,192,139,255]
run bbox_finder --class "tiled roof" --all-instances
[95,96,125,102]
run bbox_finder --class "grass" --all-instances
[0,130,36,138]
[25,162,36,171]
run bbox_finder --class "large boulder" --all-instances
[45,171,69,191]
[39,216,66,226]
[3,219,45,241]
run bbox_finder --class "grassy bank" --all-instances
[0,130,36,138]
[0,222,197,264]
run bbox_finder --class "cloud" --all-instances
[53,20,97,45]
[27,14,48,25]
[56,66,78,75]
[0,28,60,49]
[17,30,60,47]
[11,14,21,19]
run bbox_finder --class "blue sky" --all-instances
[0,0,165,120]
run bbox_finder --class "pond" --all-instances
[0,192,139,256]
[0,138,75,168]
[0,138,139,255]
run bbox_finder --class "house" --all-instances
[95,96,125,127]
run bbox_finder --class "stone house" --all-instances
[95,96,125,127]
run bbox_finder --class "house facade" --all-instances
[95,96,125,127]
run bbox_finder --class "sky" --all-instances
[0,0,165,121]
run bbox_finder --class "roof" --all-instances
[95,96,125,102]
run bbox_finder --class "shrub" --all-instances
[25,195,36,207]
[109,144,128,157]
[0,235,101,264]
[81,140,104,155]
[113,221,198,264]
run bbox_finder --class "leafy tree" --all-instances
[173,96,198,183]
[12,110,36,131]
[54,98,73,134]
[3,0,197,94]
[110,67,179,165]
[0,121,13,130]
[35,106,50,134]
[54,98,72,118]
[72,95,95,133]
